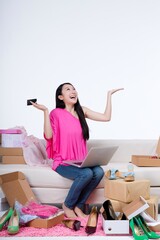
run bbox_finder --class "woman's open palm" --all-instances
[31,101,48,112]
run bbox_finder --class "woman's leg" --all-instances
[76,166,104,209]
[56,165,94,209]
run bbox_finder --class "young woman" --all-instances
[31,82,124,218]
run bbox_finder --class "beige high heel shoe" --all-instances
[85,206,98,235]
[62,219,81,231]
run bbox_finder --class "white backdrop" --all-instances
[1,0,160,139]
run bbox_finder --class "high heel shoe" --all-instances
[0,208,13,230]
[117,212,127,220]
[129,217,148,240]
[103,199,117,220]
[140,211,160,232]
[140,211,156,223]
[62,219,81,231]
[7,209,20,235]
[85,206,98,235]
[136,214,160,239]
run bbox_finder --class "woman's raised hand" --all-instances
[30,101,48,112]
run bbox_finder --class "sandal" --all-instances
[105,164,135,182]
[121,163,135,182]
[122,171,135,182]
[105,169,120,180]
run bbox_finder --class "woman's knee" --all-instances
[93,166,104,179]
[79,168,93,181]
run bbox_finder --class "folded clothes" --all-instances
[22,201,59,218]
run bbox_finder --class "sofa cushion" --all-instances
[0,164,106,189]
[1,160,160,189]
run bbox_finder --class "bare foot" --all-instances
[62,203,77,218]
[74,206,88,218]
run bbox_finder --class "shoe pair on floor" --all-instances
[130,214,160,239]
[62,206,99,235]
[0,208,19,234]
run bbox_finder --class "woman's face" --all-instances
[59,84,78,105]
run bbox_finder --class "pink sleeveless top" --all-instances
[45,108,87,170]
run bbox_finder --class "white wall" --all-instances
[1,0,160,139]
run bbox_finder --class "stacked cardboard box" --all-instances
[0,129,26,164]
[104,178,158,220]
[0,147,26,164]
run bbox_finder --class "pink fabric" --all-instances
[45,108,87,170]
[13,126,49,166]
[22,135,48,166]
[22,201,59,218]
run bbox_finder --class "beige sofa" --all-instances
[0,139,159,206]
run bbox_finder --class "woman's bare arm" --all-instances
[82,88,124,122]
[31,101,53,139]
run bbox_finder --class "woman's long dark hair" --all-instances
[55,82,89,140]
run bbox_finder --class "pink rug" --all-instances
[0,216,106,237]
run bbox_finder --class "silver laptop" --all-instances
[63,146,118,168]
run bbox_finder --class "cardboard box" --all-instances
[122,196,149,220]
[132,155,160,167]
[2,156,26,164]
[27,211,64,228]
[145,195,158,220]
[101,196,150,235]
[0,171,64,228]
[104,178,150,203]
[0,171,37,207]
[132,137,160,166]
[107,195,158,220]
[0,147,23,156]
